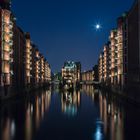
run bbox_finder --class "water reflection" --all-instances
[82,84,94,95]
[82,84,99,102]
[61,90,81,116]
[98,90,124,140]
[1,118,16,140]
[0,86,140,140]
[0,89,52,140]
[93,120,104,140]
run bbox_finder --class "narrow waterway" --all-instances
[0,85,140,140]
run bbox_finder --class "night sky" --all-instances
[12,0,134,72]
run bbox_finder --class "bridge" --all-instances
[80,81,100,85]
[52,80,100,85]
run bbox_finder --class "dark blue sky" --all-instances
[12,0,134,72]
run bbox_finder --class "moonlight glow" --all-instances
[95,24,101,30]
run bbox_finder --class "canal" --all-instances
[0,85,140,140]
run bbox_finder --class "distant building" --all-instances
[75,62,81,82]
[103,43,111,84]
[98,53,104,83]
[61,61,81,86]
[45,61,51,82]
[31,45,51,86]
[53,72,62,82]
[81,70,94,83]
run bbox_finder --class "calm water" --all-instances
[0,85,140,140]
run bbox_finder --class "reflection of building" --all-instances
[0,89,52,140]
[24,90,52,140]
[1,118,16,140]
[61,61,81,86]
[82,85,95,99]
[61,91,81,116]
[32,90,52,131]
[99,92,124,140]
[82,84,94,92]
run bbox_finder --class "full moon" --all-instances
[95,24,101,30]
